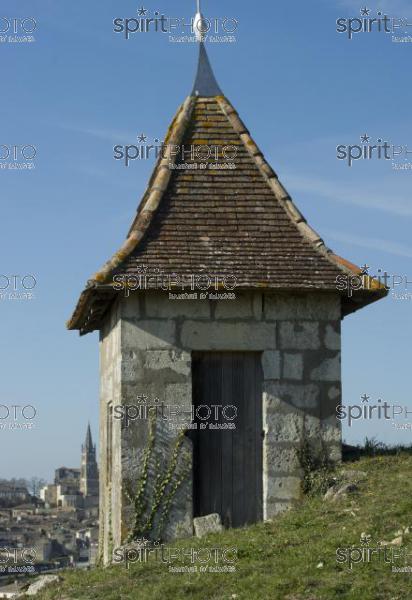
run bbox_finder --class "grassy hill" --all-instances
[33,450,412,600]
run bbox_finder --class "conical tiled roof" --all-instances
[68,45,387,334]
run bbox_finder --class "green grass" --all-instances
[34,453,412,600]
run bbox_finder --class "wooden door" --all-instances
[192,352,263,528]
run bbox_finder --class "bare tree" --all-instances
[26,477,47,497]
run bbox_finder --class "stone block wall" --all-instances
[262,294,342,519]
[99,299,122,565]
[119,294,193,546]
[98,290,342,563]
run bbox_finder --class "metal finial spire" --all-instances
[191,42,222,97]
[194,0,204,42]
[191,0,222,96]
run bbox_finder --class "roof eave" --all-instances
[68,282,388,335]
[341,287,389,317]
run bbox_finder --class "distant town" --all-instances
[0,425,99,597]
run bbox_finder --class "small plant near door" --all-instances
[124,412,191,542]
[298,437,336,496]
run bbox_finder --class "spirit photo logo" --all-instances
[113,542,237,572]
[336,134,412,169]
[114,133,238,168]
[0,145,36,171]
[0,274,36,300]
[114,133,163,166]
[113,268,238,296]
[114,397,237,430]
[336,7,412,42]
[167,143,238,172]
[336,535,412,570]
[0,547,37,574]
[0,17,36,44]
[168,144,237,172]
[0,405,37,431]
[336,394,412,427]
[113,6,238,43]
[335,264,412,299]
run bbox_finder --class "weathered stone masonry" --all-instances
[99,290,342,558]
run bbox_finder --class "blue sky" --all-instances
[1,0,411,480]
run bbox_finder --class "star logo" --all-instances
[137,394,148,404]
[138,133,148,143]
[360,264,370,275]
[361,394,370,403]
[138,6,148,16]
[360,134,370,144]
[136,537,150,546]
[360,7,370,16]
[360,534,372,546]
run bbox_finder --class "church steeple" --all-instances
[84,422,93,452]
[80,422,99,504]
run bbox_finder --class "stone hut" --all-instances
[68,40,387,564]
